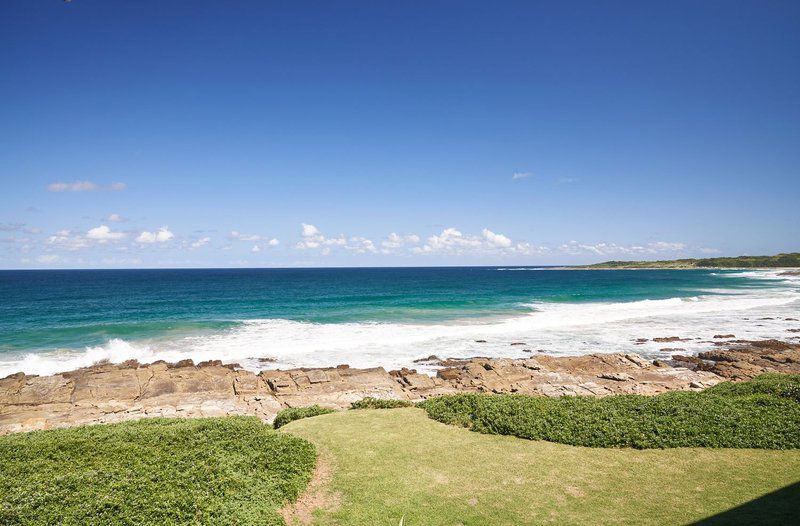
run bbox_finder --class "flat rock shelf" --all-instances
[1,339,798,434]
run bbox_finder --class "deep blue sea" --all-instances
[1,267,798,376]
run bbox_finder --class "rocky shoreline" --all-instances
[1,338,798,434]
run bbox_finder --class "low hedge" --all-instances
[273,405,335,429]
[419,374,800,449]
[350,397,414,410]
[0,417,316,525]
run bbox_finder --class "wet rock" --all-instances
[713,334,736,339]
[413,355,440,363]
[653,336,691,343]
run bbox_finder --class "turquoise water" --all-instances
[1,268,797,375]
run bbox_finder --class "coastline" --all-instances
[2,337,798,435]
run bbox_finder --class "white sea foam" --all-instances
[2,271,798,377]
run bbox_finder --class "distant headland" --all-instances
[577,252,800,270]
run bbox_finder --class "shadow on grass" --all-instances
[692,481,800,525]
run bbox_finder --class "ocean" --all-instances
[0,267,798,377]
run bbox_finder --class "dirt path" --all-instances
[279,451,341,525]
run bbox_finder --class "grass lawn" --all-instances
[282,408,800,526]
[0,417,316,526]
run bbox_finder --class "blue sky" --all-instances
[1,1,798,268]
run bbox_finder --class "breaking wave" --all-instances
[3,274,797,377]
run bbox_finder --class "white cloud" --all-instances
[45,230,89,251]
[557,240,688,256]
[190,236,211,248]
[229,230,262,242]
[421,228,482,253]
[268,238,280,246]
[482,229,512,248]
[106,213,126,222]
[295,224,378,254]
[346,236,377,254]
[251,245,261,253]
[556,177,577,184]
[512,172,532,180]
[411,227,549,257]
[296,223,345,250]
[302,223,320,237]
[136,226,174,244]
[381,233,420,251]
[47,181,126,192]
[86,225,126,242]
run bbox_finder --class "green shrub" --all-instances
[704,373,800,402]
[419,375,800,449]
[0,416,316,525]
[350,397,413,410]
[273,405,335,429]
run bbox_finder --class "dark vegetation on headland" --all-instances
[580,252,800,269]
[0,417,315,526]
[419,374,800,449]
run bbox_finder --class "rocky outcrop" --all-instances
[3,339,798,434]
[692,340,800,380]
[0,350,732,434]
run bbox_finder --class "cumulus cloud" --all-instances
[381,233,420,252]
[301,223,320,237]
[106,213,126,222]
[295,224,378,255]
[47,181,127,192]
[512,172,532,180]
[296,223,344,250]
[251,245,261,253]
[482,229,512,248]
[268,238,280,246]
[412,227,528,256]
[346,236,377,254]
[86,225,126,242]
[136,226,174,244]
